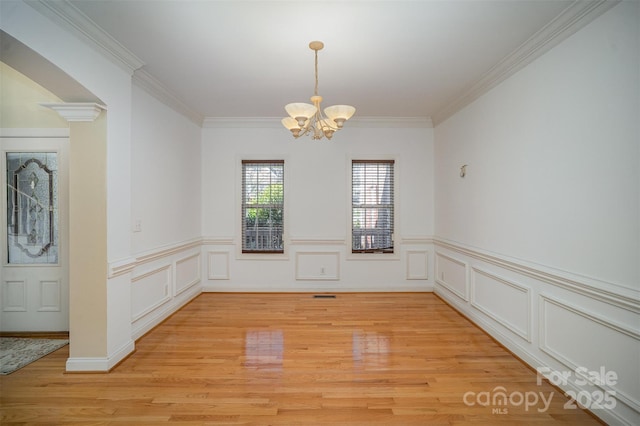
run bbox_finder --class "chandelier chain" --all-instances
[314,49,319,97]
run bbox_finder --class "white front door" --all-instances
[1,136,69,332]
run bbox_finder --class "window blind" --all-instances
[241,160,284,253]
[352,160,394,253]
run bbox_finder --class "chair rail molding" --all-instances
[434,237,639,313]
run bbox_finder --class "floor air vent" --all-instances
[313,294,336,299]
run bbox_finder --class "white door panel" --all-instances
[1,137,69,332]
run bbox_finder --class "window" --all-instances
[242,160,284,253]
[6,152,59,264]
[352,160,394,253]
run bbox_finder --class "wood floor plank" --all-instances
[0,293,603,424]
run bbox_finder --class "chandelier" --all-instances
[281,41,356,140]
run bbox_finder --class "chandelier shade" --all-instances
[282,41,355,140]
[284,103,316,126]
[324,105,356,128]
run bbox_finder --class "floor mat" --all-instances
[0,337,68,375]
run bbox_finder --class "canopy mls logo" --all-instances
[462,365,618,414]
[463,386,554,414]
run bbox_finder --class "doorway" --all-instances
[1,135,69,332]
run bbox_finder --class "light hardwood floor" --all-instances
[1,293,602,424]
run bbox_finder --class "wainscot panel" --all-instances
[207,251,230,280]
[175,253,201,295]
[471,267,531,342]
[131,265,171,322]
[295,251,340,281]
[406,250,429,280]
[539,294,640,415]
[435,251,468,301]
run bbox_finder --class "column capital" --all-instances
[41,102,106,122]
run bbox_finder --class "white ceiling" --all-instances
[17,1,614,124]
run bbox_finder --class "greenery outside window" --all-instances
[242,160,284,253]
[352,160,394,253]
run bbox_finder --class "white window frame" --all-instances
[347,156,400,261]
[236,157,289,260]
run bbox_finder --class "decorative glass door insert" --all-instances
[6,152,58,264]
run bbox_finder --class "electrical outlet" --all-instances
[133,219,142,232]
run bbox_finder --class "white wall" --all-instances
[434,2,639,425]
[435,2,639,289]
[128,84,203,339]
[201,123,434,292]
[131,84,202,253]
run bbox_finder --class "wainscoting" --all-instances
[434,237,639,426]
[201,236,434,292]
[127,239,202,340]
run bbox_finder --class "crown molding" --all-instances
[202,117,281,128]
[24,0,144,74]
[349,117,433,128]
[432,0,621,126]
[202,116,433,129]
[133,69,204,126]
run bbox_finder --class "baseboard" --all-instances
[202,284,435,293]
[65,339,134,372]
